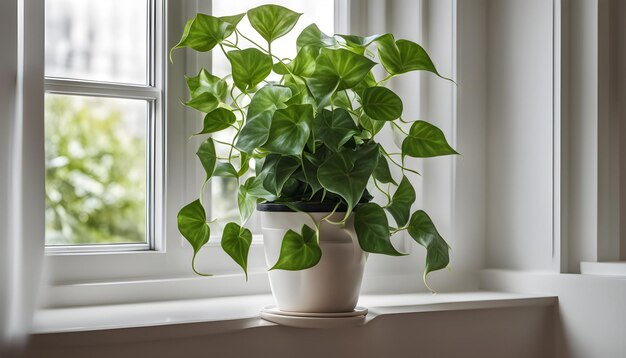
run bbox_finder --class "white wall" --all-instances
[482,270,626,358]
[485,0,555,271]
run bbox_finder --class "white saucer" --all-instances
[259,306,368,328]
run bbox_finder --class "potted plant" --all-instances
[172,4,457,313]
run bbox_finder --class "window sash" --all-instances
[43,0,163,252]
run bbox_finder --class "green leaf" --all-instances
[354,203,404,256]
[318,141,380,212]
[373,152,396,185]
[227,48,273,92]
[337,34,383,55]
[386,175,416,227]
[353,71,377,99]
[196,108,236,134]
[247,85,292,120]
[312,108,359,151]
[376,34,442,77]
[185,69,228,102]
[214,162,239,178]
[358,110,386,136]
[177,199,210,254]
[247,4,302,44]
[219,13,246,28]
[273,45,318,78]
[299,152,324,194]
[306,48,376,104]
[238,178,257,224]
[402,120,458,158]
[407,210,450,277]
[296,24,337,50]
[362,86,403,121]
[271,225,322,270]
[196,138,217,182]
[338,34,383,48]
[177,200,211,275]
[185,92,219,113]
[261,155,300,196]
[172,14,235,54]
[221,222,253,279]
[262,104,313,156]
[244,175,277,201]
[235,111,272,153]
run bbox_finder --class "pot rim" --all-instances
[256,198,371,213]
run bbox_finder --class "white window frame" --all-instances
[44,0,164,255]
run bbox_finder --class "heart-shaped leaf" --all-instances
[196,138,216,182]
[358,110,386,136]
[196,108,236,134]
[376,34,442,77]
[238,178,257,224]
[296,24,337,50]
[221,222,253,279]
[185,92,219,113]
[172,14,235,54]
[274,45,319,77]
[247,4,302,44]
[262,104,313,156]
[402,120,458,158]
[407,210,450,278]
[354,203,404,256]
[214,162,239,178]
[177,200,211,275]
[386,175,416,227]
[185,69,228,102]
[219,13,246,28]
[306,48,376,104]
[373,152,396,185]
[261,155,300,196]
[337,34,383,55]
[318,141,380,212]
[271,225,321,270]
[243,175,277,201]
[362,86,403,121]
[247,85,292,120]
[312,108,359,151]
[227,48,273,92]
[235,111,272,153]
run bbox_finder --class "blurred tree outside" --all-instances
[45,94,146,245]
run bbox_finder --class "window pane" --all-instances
[209,0,335,232]
[45,0,148,84]
[45,94,147,245]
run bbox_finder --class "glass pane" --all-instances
[45,94,147,245]
[45,0,148,84]
[209,0,335,232]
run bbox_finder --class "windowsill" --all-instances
[580,261,626,277]
[32,291,556,335]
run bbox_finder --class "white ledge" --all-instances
[32,291,556,335]
[580,261,626,277]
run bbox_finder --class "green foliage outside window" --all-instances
[44,95,146,245]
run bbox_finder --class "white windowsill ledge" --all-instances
[32,291,556,335]
[580,261,626,277]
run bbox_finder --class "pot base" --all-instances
[260,305,368,328]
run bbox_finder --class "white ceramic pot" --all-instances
[259,206,366,313]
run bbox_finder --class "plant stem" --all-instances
[373,179,391,205]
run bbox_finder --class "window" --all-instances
[44,0,162,251]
